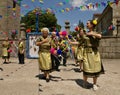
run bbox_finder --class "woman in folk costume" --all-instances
[18,39,25,64]
[82,20,104,90]
[69,34,78,66]
[68,28,85,71]
[74,26,82,66]
[2,37,11,64]
[36,27,52,82]
[76,29,86,71]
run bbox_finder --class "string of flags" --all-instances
[0,0,119,18]
[20,0,119,16]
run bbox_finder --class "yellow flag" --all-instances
[32,0,35,2]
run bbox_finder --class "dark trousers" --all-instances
[51,54,60,70]
[18,53,24,64]
[62,52,67,65]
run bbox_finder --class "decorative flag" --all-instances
[114,0,119,5]
[39,0,44,4]
[101,2,106,7]
[32,0,35,2]
[66,0,69,3]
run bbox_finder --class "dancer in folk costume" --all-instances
[2,37,11,64]
[69,34,78,66]
[51,32,61,71]
[36,27,52,82]
[68,29,85,71]
[59,35,68,66]
[82,20,104,90]
[18,39,25,64]
[73,26,82,66]
[76,29,86,71]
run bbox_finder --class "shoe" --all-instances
[79,69,83,72]
[56,69,60,72]
[3,62,8,64]
[93,84,98,91]
[46,78,50,82]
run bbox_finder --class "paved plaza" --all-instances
[0,58,120,95]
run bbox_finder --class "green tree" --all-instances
[21,8,61,32]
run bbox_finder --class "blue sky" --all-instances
[20,0,114,31]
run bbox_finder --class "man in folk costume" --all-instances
[18,39,25,64]
[51,32,61,71]
[59,35,68,66]
[36,27,52,82]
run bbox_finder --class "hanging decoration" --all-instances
[39,0,44,4]
[74,26,80,31]
[21,0,119,15]
[0,15,2,19]
[108,25,115,30]
[32,0,35,2]
[0,0,118,18]
[11,29,18,39]
[114,0,119,5]
[26,29,31,33]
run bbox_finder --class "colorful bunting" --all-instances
[0,0,118,18]
[32,0,35,2]
[39,0,44,4]
[0,15,2,19]
[114,0,119,5]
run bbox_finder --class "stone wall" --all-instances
[0,0,20,39]
[99,36,120,59]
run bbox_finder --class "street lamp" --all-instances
[34,8,41,32]
[36,12,39,32]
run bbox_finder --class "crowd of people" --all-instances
[35,19,105,90]
[1,19,104,90]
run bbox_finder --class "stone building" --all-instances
[94,2,120,59]
[0,0,21,39]
[93,13,101,20]
[96,3,120,36]
[65,20,70,33]
[0,0,21,57]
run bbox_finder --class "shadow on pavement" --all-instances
[35,74,46,80]
[50,75,62,82]
[75,79,93,89]
[35,74,62,82]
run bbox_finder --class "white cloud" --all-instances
[70,0,98,11]
[70,0,88,7]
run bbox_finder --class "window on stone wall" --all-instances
[13,0,16,8]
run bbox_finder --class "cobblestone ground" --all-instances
[0,58,120,95]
